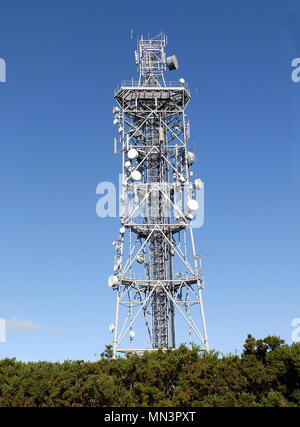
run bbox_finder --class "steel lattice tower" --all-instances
[108,33,209,357]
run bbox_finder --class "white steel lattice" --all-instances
[109,32,209,357]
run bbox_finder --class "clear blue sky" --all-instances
[0,0,299,361]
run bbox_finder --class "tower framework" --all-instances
[109,33,209,357]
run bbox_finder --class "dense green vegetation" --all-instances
[0,335,299,407]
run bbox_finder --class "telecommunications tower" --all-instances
[108,33,209,357]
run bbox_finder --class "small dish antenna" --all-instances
[187,151,195,165]
[187,199,199,212]
[127,148,139,160]
[137,253,145,263]
[131,170,142,181]
[108,275,118,287]
[194,178,203,191]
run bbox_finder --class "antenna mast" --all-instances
[109,32,209,356]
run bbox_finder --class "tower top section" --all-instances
[114,31,190,110]
[135,32,179,87]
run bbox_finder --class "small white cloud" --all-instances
[5,318,56,335]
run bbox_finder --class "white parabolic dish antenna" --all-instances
[194,178,203,190]
[108,275,118,287]
[131,170,142,181]
[128,148,139,160]
[187,199,199,212]
[187,151,195,165]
